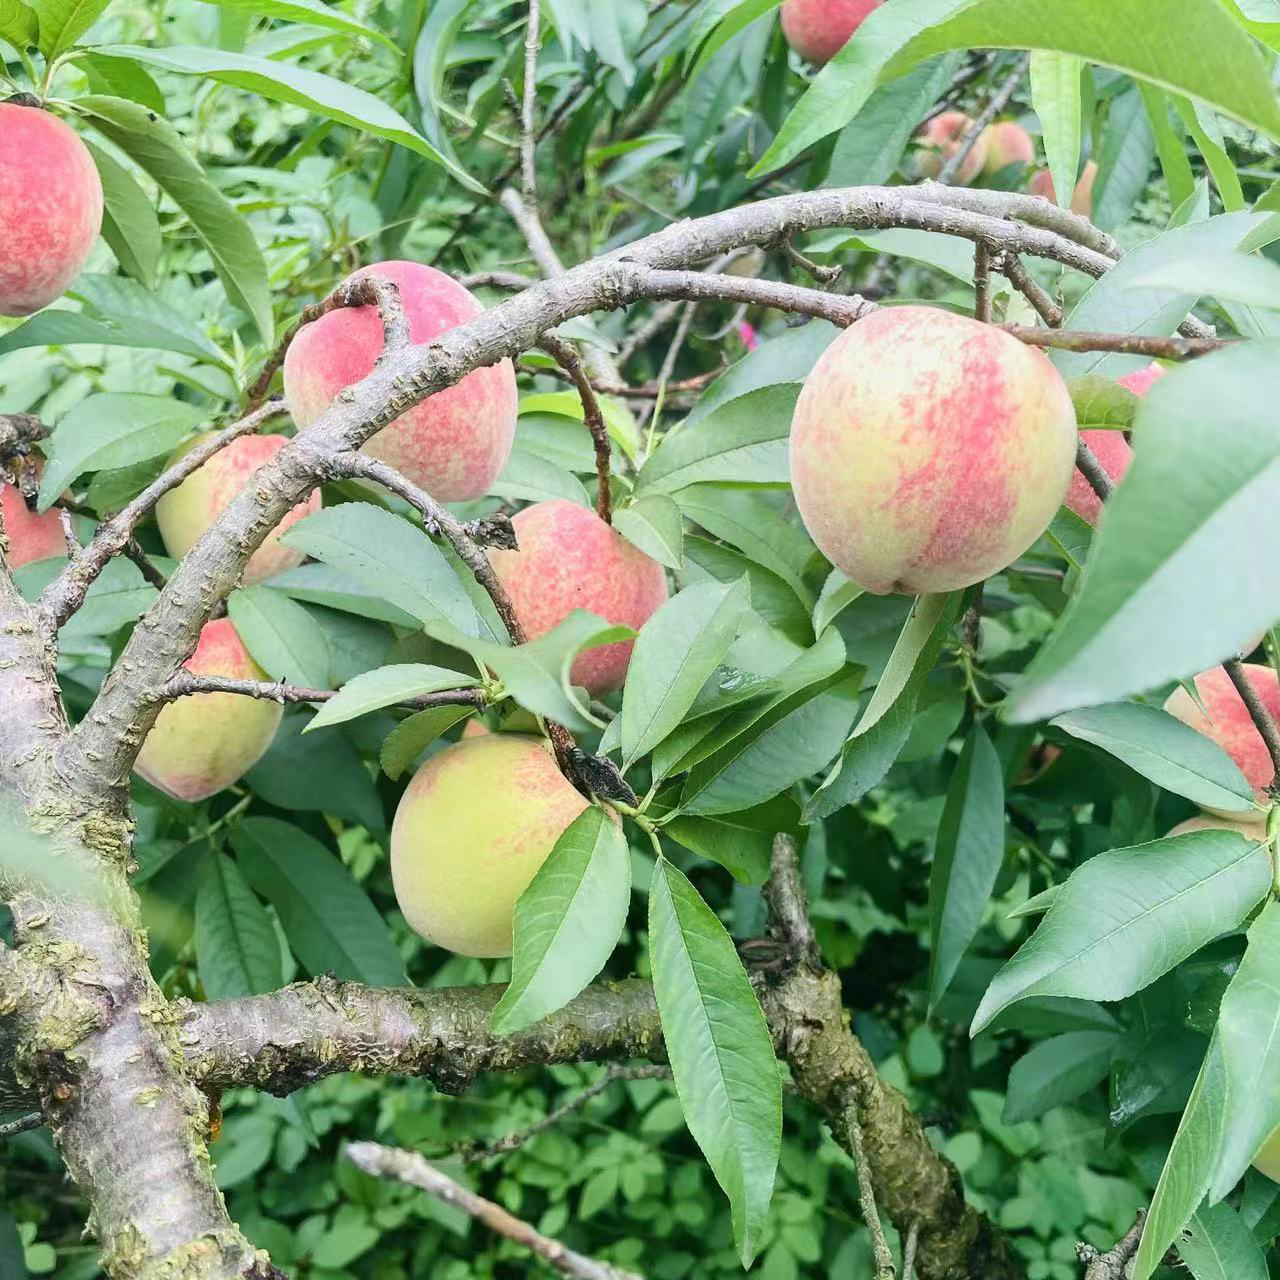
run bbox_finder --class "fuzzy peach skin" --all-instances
[1167,814,1267,838]
[134,618,282,802]
[1164,664,1280,817]
[916,111,988,186]
[488,499,668,694]
[0,104,103,316]
[789,306,1078,595]
[156,433,321,584]
[779,0,881,65]
[1030,160,1098,218]
[980,121,1035,175]
[390,734,589,957]
[283,260,517,501]
[1117,362,1165,398]
[1,481,65,567]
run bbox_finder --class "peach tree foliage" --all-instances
[2,0,1280,1279]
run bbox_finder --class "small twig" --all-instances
[58,508,80,557]
[901,1222,919,1280]
[1075,437,1114,504]
[655,301,697,391]
[846,1108,896,1280]
[1225,658,1280,791]
[935,52,1031,185]
[764,833,820,968]
[0,1112,41,1140]
[161,673,486,711]
[920,51,1000,125]
[973,244,992,324]
[781,239,842,285]
[457,270,535,291]
[1000,255,1063,327]
[515,362,721,400]
[520,0,541,206]
[1003,326,1227,359]
[640,268,877,326]
[121,539,168,591]
[540,336,613,523]
[346,1142,643,1280]
[463,1065,671,1163]
[1078,1209,1146,1280]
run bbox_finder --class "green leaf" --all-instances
[752,0,1280,177]
[270,562,420,628]
[0,307,213,362]
[1131,250,1280,310]
[0,0,38,49]
[411,0,471,169]
[99,46,479,192]
[490,808,631,1034]
[612,493,684,570]
[1030,51,1083,213]
[687,0,782,75]
[1068,374,1138,431]
[282,504,494,642]
[489,448,590,507]
[1002,1030,1119,1123]
[73,95,273,343]
[929,724,1006,1006]
[813,569,861,636]
[619,578,750,769]
[14,556,156,640]
[227,586,331,689]
[658,803,786,885]
[79,51,166,111]
[971,829,1271,1033]
[305,664,477,732]
[1175,98,1246,213]
[204,0,397,51]
[636,385,796,494]
[379,706,473,780]
[232,817,405,986]
[1140,83,1196,213]
[1179,1202,1270,1280]
[82,143,161,288]
[1206,900,1280,1200]
[30,0,107,57]
[648,858,780,1266]
[194,853,283,999]
[38,393,203,510]
[1008,345,1280,721]
[682,538,811,645]
[70,273,226,365]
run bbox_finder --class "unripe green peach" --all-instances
[1,480,65,568]
[390,734,589,957]
[135,618,282,802]
[155,433,321,584]
[283,261,517,501]
[916,111,988,186]
[779,0,882,65]
[488,499,668,695]
[980,121,1035,176]
[789,306,1077,594]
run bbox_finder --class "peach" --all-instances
[390,734,589,956]
[283,261,517,501]
[1117,363,1166,398]
[980,121,1035,176]
[0,104,103,316]
[488,499,668,695]
[779,0,882,65]
[917,111,988,186]
[789,306,1077,594]
[1164,665,1280,817]
[1065,431,1132,525]
[1,480,65,568]
[155,433,321,584]
[1166,814,1266,838]
[1030,160,1098,218]
[134,618,282,802]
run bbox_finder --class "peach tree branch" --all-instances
[540,334,614,522]
[160,672,487,712]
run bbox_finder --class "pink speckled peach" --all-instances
[1030,160,1098,219]
[779,0,882,64]
[0,104,102,316]
[917,111,989,186]
[789,306,1077,595]
[390,734,589,956]
[1,481,65,568]
[156,433,321,583]
[134,618,282,802]
[488,499,668,695]
[1165,664,1280,817]
[284,261,517,501]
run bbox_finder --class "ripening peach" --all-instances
[1164,665,1280,817]
[488,499,668,695]
[1117,363,1166,398]
[1166,814,1267,838]
[980,121,1035,176]
[1,479,65,568]
[135,619,282,802]
[0,104,103,316]
[789,306,1078,594]
[155,434,321,584]
[917,111,988,186]
[284,261,517,501]
[1030,160,1098,218]
[780,0,882,65]
[390,734,589,956]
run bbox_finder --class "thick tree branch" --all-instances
[1000,255,1063,326]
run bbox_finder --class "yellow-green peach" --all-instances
[489,499,668,695]
[779,0,882,65]
[155,433,321,584]
[283,260,517,501]
[390,734,589,957]
[789,305,1077,594]
[134,618,282,802]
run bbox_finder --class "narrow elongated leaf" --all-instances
[929,725,1006,1005]
[1002,1030,1118,1123]
[232,817,405,985]
[490,448,590,507]
[649,858,780,1266]
[1052,703,1258,815]
[490,808,631,1034]
[306,664,476,732]
[620,578,749,768]
[205,0,397,50]
[270,562,420,628]
[195,853,283,999]
[72,274,225,365]
[813,569,861,636]
[1179,1202,1270,1280]
[1140,82,1196,212]
[410,0,470,169]
[0,308,212,361]
[73,96,273,342]
[1133,252,1280,309]
[379,706,473,780]
[1008,346,1280,721]
[972,830,1271,1033]
[228,586,331,690]
[1030,51,1082,214]
[1207,901,1280,1200]
[83,140,162,289]
[612,493,684,570]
